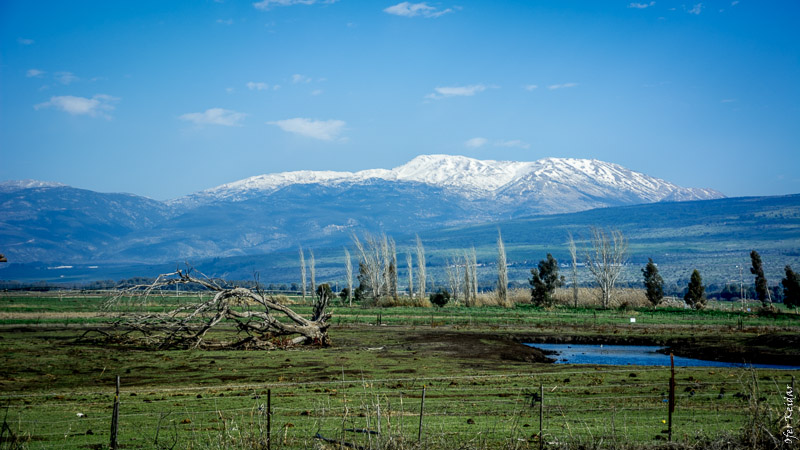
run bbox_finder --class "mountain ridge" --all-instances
[1,154,726,265]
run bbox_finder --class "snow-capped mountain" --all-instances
[0,155,724,264]
[173,155,722,209]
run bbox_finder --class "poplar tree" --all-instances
[642,258,664,307]
[782,265,800,308]
[684,269,706,310]
[750,250,770,307]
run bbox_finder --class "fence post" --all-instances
[418,386,426,444]
[668,353,675,442]
[110,375,120,450]
[267,388,272,450]
[539,383,544,450]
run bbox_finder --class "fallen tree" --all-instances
[102,269,332,350]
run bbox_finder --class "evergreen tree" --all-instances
[782,265,800,308]
[750,250,770,307]
[684,269,706,310]
[641,258,664,307]
[354,262,370,302]
[529,253,564,307]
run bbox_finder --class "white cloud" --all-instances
[216,18,234,25]
[292,74,312,84]
[465,137,488,148]
[310,89,323,96]
[268,118,345,141]
[26,69,45,78]
[179,108,247,126]
[721,99,737,103]
[731,1,739,5]
[34,94,118,118]
[17,37,34,45]
[384,2,453,18]
[426,84,487,99]
[628,1,655,8]
[253,0,337,10]
[547,82,578,90]
[495,139,530,149]
[54,71,78,85]
[523,84,538,91]
[688,3,703,14]
[246,81,270,91]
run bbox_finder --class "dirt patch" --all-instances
[404,330,553,365]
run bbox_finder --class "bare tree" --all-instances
[463,251,473,307]
[106,269,332,349]
[415,235,427,300]
[567,232,579,308]
[309,249,316,300]
[406,252,414,299]
[352,232,390,301]
[299,246,307,301]
[470,247,478,301]
[344,247,353,307]
[445,256,462,304]
[585,227,628,308]
[389,238,398,300]
[497,230,509,306]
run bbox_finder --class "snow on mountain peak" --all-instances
[172,154,723,206]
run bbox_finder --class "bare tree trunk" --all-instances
[390,238,398,300]
[415,235,426,301]
[406,252,414,300]
[344,248,353,307]
[585,227,628,308]
[107,270,332,349]
[568,232,579,308]
[463,251,472,307]
[299,246,307,301]
[310,249,316,299]
[497,230,509,307]
[471,247,478,301]
[445,256,461,304]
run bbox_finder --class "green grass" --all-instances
[1,293,798,449]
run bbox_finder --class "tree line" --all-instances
[296,229,800,311]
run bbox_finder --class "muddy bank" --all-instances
[512,332,800,367]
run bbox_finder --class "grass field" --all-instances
[1,292,798,449]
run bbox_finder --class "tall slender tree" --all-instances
[684,269,706,310]
[567,232,579,308]
[309,249,316,299]
[406,252,414,299]
[496,230,509,307]
[642,258,664,308]
[782,265,800,309]
[750,250,771,307]
[415,235,426,300]
[299,246,307,301]
[344,247,353,307]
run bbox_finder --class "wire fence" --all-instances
[1,368,795,450]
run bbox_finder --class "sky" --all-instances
[1,0,799,201]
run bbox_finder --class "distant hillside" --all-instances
[2,194,797,290]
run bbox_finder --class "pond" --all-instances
[525,343,800,370]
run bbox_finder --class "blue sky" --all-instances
[1,0,798,200]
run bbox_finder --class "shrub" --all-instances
[429,289,451,307]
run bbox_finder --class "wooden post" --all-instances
[539,383,544,450]
[418,386,426,444]
[668,353,675,442]
[267,389,272,450]
[110,376,120,450]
